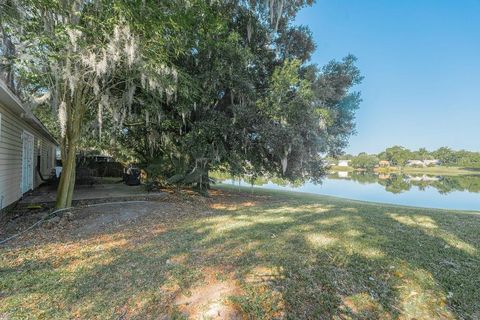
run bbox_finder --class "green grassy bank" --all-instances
[1,187,479,319]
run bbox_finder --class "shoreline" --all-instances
[215,183,480,214]
[329,166,480,176]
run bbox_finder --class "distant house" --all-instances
[378,160,390,167]
[406,160,425,167]
[406,159,441,167]
[0,80,58,209]
[337,160,350,167]
[423,159,441,166]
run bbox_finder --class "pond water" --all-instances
[220,172,480,211]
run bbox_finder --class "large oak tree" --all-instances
[1,0,362,202]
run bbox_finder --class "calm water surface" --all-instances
[221,172,480,211]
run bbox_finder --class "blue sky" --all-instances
[295,0,480,155]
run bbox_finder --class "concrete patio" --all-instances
[20,182,165,205]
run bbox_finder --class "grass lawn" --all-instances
[400,166,480,176]
[1,187,479,319]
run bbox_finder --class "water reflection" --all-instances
[330,172,480,194]
[217,171,480,210]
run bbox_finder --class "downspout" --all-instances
[36,155,49,182]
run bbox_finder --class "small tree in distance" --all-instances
[351,153,379,170]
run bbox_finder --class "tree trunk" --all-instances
[55,140,77,209]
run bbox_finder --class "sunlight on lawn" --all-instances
[1,190,479,319]
[211,201,258,211]
[388,213,439,229]
[341,292,389,319]
[198,194,478,318]
[389,213,477,255]
[396,268,454,319]
[264,204,332,214]
[305,232,338,248]
[205,214,294,233]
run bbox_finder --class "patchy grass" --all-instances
[1,187,479,319]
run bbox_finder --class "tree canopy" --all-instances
[1,0,362,204]
[350,153,379,170]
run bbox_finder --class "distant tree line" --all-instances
[330,171,480,194]
[337,146,480,169]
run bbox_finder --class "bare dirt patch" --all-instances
[72,202,172,235]
[1,189,273,247]
[174,268,243,319]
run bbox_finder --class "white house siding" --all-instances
[0,101,57,209]
[338,160,350,167]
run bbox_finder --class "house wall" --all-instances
[0,101,57,209]
[338,160,350,167]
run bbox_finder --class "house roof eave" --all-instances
[0,80,59,146]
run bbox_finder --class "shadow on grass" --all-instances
[0,189,479,319]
